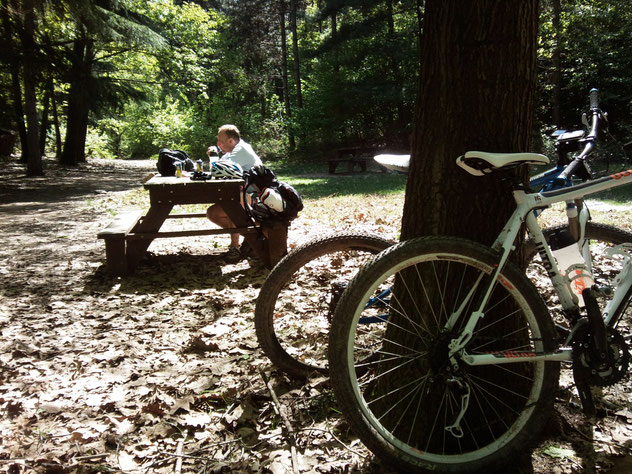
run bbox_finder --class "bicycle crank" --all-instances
[573,325,630,387]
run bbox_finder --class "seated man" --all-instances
[206,124,263,261]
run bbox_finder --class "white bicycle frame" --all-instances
[449,169,632,367]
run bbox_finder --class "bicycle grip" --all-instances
[589,88,599,109]
[559,157,583,180]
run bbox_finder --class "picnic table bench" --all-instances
[97,175,287,276]
[328,146,386,174]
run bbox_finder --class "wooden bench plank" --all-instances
[97,210,144,239]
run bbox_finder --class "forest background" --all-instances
[1,0,632,175]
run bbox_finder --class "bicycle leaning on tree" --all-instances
[255,89,632,386]
[326,90,632,473]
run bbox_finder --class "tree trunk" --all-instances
[40,83,51,156]
[10,65,28,162]
[60,37,93,166]
[290,0,302,109]
[21,0,43,176]
[1,0,28,162]
[279,0,295,149]
[385,0,407,148]
[49,80,63,159]
[401,0,540,244]
[551,0,562,127]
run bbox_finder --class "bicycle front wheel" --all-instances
[255,233,393,379]
[329,236,559,473]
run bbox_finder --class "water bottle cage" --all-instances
[564,263,593,283]
[604,243,632,289]
[604,242,632,260]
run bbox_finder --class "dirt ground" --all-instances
[0,156,631,473]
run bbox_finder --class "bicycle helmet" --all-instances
[259,187,285,212]
[210,160,243,179]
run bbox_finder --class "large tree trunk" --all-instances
[60,37,93,166]
[401,0,539,244]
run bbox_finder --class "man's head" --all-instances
[217,124,241,153]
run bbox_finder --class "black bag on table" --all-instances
[157,148,194,176]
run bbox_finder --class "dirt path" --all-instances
[0,157,631,473]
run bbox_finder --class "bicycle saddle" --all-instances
[457,151,549,176]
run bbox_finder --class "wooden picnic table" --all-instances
[328,146,386,174]
[98,175,287,275]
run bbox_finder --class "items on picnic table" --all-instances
[157,148,195,176]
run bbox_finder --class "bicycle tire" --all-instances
[329,236,560,473]
[255,233,393,379]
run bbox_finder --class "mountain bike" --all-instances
[255,89,631,381]
[327,93,632,472]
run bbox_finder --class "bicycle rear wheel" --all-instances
[255,233,392,379]
[329,236,559,473]
[528,222,632,331]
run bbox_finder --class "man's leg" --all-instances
[207,204,240,247]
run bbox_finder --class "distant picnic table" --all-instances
[328,146,386,174]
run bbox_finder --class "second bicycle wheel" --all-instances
[329,236,560,473]
[255,233,393,378]
[527,222,632,331]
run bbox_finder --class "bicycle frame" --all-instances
[453,169,632,366]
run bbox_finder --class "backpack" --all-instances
[157,148,194,176]
[242,165,303,224]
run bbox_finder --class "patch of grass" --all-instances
[286,173,407,200]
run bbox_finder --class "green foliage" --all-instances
[538,0,632,141]
[5,0,632,164]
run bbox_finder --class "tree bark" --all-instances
[60,36,93,166]
[401,0,540,245]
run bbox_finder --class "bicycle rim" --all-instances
[329,237,558,472]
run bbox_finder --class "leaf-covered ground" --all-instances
[0,157,631,473]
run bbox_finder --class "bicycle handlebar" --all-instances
[558,89,602,180]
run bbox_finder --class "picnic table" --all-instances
[328,146,387,174]
[98,175,287,275]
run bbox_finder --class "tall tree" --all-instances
[60,29,93,165]
[289,0,302,109]
[279,0,295,149]
[20,0,42,175]
[59,0,166,165]
[401,0,540,243]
